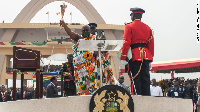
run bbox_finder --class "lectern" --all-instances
[78,40,123,87]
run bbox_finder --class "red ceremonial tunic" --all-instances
[120,19,154,62]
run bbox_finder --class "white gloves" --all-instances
[121,60,128,66]
[149,62,152,70]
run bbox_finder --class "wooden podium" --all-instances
[13,46,42,100]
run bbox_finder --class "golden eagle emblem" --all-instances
[89,85,134,112]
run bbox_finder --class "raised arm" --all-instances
[60,20,82,41]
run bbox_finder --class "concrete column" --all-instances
[111,56,120,79]
[0,55,6,84]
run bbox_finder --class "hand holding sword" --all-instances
[60,3,67,30]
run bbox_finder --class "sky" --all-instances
[0,0,199,80]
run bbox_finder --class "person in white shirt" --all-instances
[150,78,163,96]
[57,86,61,96]
[116,75,130,93]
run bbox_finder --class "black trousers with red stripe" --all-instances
[129,60,150,96]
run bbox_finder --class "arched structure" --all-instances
[13,0,105,23]
[1,0,118,41]
[0,0,119,82]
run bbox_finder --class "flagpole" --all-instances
[46,11,49,42]
[48,11,49,24]
[47,31,49,42]
[71,13,72,23]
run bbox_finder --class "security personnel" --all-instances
[62,53,76,96]
[88,23,106,40]
[88,23,97,35]
[120,8,154,96]
[167,78,185,98]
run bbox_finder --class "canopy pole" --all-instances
[171,71,175,79]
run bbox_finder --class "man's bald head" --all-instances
[67,53,73,63]
[118,75,125,84]
[81,25,90,38]
[152,78,157,86]
[82,25,90,29]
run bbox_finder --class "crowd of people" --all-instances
[0,76,199,111]
[0,85,35,102]
[150,77,198,112]
[154,78,198,98]
[6,65,62,73]
[43,65,62,73]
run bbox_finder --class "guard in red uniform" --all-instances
[120,8,154,95]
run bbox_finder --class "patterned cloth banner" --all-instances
[47,38,72,42]
[0,40,72,45]
[0,42,47,46]
[33,72,59,82]
[33,72,58,87]
[6,72,29,75]
[47,39,58,42]
[33,75,57,82]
